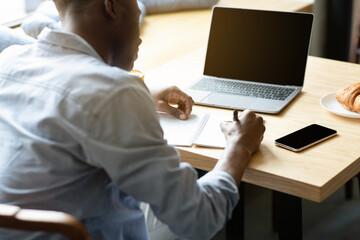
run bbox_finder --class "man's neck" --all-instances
[61,12,112,65]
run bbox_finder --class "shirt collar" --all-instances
[37,27,103,61]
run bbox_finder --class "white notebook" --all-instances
[158,112,230,148]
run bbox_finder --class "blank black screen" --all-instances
[275,124,337,150]
[204,7,313,86]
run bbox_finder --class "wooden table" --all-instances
[136,1,360,239]
[145,53,360,239]
[146,52,360,202]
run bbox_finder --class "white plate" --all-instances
[320,92,360,118]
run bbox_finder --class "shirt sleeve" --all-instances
[82,79,239,239]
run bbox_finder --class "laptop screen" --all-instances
[203,7,313,86]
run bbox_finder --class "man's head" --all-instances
[53,0,141,71]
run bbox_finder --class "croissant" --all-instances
[336,83,360,113]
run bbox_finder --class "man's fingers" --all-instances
[179,96,194,116]
[168,97,193,118]
[154,86,194,118]
[168,95,194,116]
[157,101,188,120]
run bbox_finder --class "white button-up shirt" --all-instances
[0,28,239,240]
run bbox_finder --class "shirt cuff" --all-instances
[198,170,240,218]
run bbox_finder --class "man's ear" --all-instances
[104,0,116,19]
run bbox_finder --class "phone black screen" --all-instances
[275,124,337,151]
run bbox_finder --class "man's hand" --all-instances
[220,109,265,156]
[151,86,194,120]
[213,109,265,185]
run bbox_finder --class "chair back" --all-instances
[0,204,91,240]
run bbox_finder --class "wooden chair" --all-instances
[0,204,91,240]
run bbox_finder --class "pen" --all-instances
[233,110,239,122]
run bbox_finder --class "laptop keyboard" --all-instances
[191,78,296,100]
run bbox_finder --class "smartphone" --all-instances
[274,124,337,152]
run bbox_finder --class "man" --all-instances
[0,0,265,239]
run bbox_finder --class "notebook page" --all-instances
[193,114,230,148]
[158,112,208,147]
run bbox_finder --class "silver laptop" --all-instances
[186,7,314,114]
